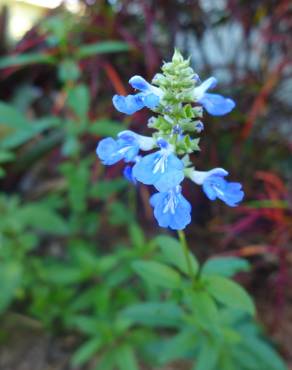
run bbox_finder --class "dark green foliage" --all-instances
[0,4,289,370]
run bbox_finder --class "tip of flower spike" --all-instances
[172,48,184,63]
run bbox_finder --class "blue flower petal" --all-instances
[198,93,235,116]
[123,165,137,184]
[132,152,161,185]
[143,93,160,109]
[112,94,144,115]
[96,137,123,165]
[150,189,191,230]
[198,77,217,93]
[129,75,151,92]
[132,152,184,192]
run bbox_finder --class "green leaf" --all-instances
[205,276,255,316]
[154,235,199,276]
[76,41,130,59]
[202,257,250,277]
[58,59,80,82]
[193,337,220,370]
[67,84,89,119]
[120,302,184,327]
[0,150,15,163]
[132,260,181,289]
[188,290,219,330]
[115,345,139,370]
[129,223,145,248]
[71,337,102,366]
[0,262,22,313]
[95,350,116,370]
[0,101,29,128]
[18,204,68,235]
[0,102,59,149]
[0,52,55,69]
[89,119,123,137]
[158,330,198,364]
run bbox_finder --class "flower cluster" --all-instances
[96,50,244,230]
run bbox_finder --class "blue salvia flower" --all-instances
[112,76,163,115]
[193,77,235,116]
[132,139,184,192]
[96,130,155,165]
[189,168,244,207]
[96,50,244,230]
[150,186,191,230]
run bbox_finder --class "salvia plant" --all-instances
[95,50,287,370]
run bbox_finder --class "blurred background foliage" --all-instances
[0,0,291,369]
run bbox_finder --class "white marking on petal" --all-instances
[163,191,177,214]
[153,153,168,174]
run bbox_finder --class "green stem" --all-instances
[177,230,195,283]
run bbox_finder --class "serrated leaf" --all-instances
[154,235,199,276]
[132,260,181,289]
[205,276,255,316]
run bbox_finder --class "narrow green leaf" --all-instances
[76,41,130,59]
[205,276,255,316]
[71,337,102,366]
[0,52,55,69]
[132,260,181,289]
[154,235,199,276]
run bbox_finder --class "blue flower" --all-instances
[202,176,244,207]
[193,77,235,116]
[96,130,154,165]
[112,75,162,115]
[189,168,244,207]
[150,186,191,230]
[132,140,184,192]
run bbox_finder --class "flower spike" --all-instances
[96,49,244,230]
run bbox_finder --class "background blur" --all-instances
[0,0,291,369]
